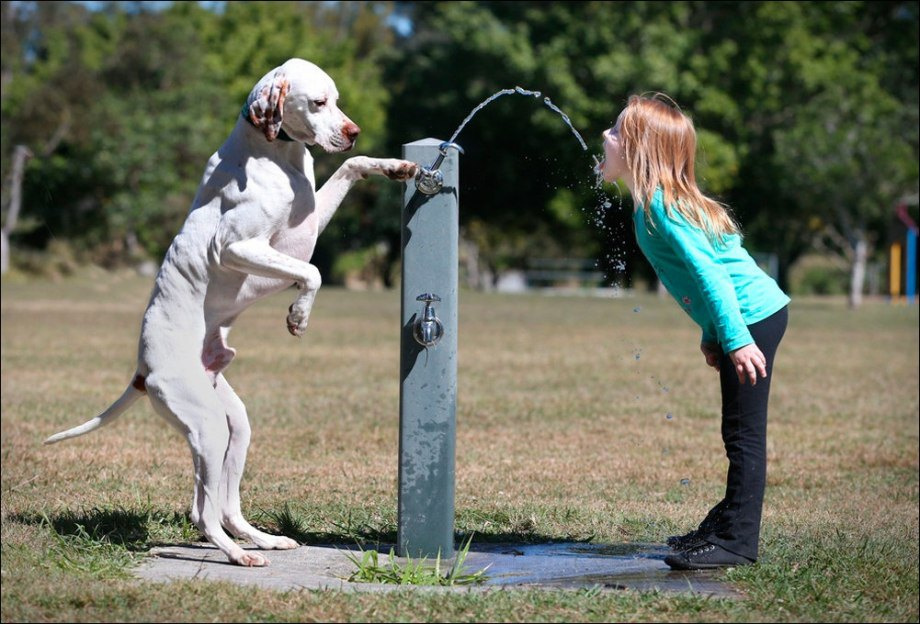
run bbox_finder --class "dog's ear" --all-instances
[248,71,289,142]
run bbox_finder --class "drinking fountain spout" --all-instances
[414,142,464,195]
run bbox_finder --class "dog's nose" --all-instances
[343,121,361,142]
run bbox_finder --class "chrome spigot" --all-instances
[413,293,444,347]
[414,142,464,195]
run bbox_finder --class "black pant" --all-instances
[699,306,788,561]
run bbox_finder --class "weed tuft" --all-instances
[345,534,490,586]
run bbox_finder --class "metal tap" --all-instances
[414,142,464,195]
[413,293,444,347]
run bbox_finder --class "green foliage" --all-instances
[1,1,917,294]
[345,535,490,586]
[330,243,390,287]
[788,254,850,296]
[695,129,739,197]
[1,0,394,270]
[382,1,917,289]
[8,238,81,279]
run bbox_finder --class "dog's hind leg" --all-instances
[146,371,269,567]
[214,374,298,550]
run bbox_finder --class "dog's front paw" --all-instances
[286,302,309,337]
[380,159,418,181]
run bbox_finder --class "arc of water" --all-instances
[541,97,588,150]
[447,86,588,151]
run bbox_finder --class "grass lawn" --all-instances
[1,270,918,622]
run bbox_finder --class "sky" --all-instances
[69,0,413,34]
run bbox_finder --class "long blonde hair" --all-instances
[618,93,739,240]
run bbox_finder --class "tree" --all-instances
[1,1,398,273]
[382,1,748,288]
[1,145,31,274]
[687,1,919,299]
[773,85,917,307]
[2,0,917,298]
[1,1,92,270]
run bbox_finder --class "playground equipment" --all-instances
[889,202,918,304]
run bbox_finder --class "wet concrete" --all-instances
[466,542,740,596]
[134,541,741,596]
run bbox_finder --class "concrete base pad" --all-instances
[134,541,741,596]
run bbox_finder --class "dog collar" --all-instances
[240,103,295,142]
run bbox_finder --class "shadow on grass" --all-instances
[9,504,597,554]
[278,528,586,552]
[8,507,200,551]
[259,504,596,552]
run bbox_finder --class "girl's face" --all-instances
[600,113,628,183]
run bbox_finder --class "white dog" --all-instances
[45,58,417,567]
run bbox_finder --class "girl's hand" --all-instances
[700,342,722,370]
[729,343,768,385]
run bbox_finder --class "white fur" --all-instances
[45,58,417,567]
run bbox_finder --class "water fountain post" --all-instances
[397,138,460,558]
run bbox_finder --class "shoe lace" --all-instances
[689,543,716,556]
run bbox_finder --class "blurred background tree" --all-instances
[2,0,917,306]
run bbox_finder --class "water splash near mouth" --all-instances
[583,165,628,288]
[592,154,605,188]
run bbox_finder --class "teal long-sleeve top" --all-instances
[633,189,790,352]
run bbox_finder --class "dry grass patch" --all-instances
[2,274,918,622]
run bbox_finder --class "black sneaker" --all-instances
[664,541,754,570]
[666,529,708,550]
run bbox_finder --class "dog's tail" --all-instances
[44,374,147,445]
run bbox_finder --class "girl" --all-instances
[599,94,790,570]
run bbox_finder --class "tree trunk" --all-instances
[848,233,868,309]
[1,145,33,275]
[1,230,9,277]
[459,234,483,290]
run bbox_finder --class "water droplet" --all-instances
[680,479,690,486]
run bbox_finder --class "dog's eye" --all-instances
[313,99,327,108]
